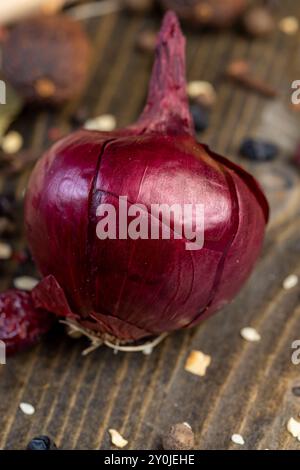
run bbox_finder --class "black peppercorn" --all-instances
[2,15,91,106]
[190,104,210,132]
[240,138,279,162]
[27,436,57,450]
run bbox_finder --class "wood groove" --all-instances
[228,297,300,449]
[246,304,300,450]
[94,354,130,449]
[20,340,68,446]
[0,345,42,449]
[40,348,80,436]
[128,340,170,448]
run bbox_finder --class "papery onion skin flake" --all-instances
[0,290,53,355]
[25,12,268,342]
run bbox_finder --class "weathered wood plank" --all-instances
[0,1,299,450]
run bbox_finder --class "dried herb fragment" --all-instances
[185,350,211,376]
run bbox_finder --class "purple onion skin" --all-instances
[25,12,269,342]
[0,290,53,355]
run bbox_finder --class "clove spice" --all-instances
[226,60,279,98]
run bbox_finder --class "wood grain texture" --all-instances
[0,1,300,450]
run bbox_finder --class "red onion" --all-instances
[25,12,268,343]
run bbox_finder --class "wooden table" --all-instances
[0,0,300,450]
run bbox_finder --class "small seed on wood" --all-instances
[20,402,35,415]
[1,131,23,154]
[231,433,245,445]
[240,327,261,342]
[108,429,128,448]
[283,274,298,290]
[287,417,300,440]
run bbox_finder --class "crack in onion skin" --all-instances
[25,12,269,342]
